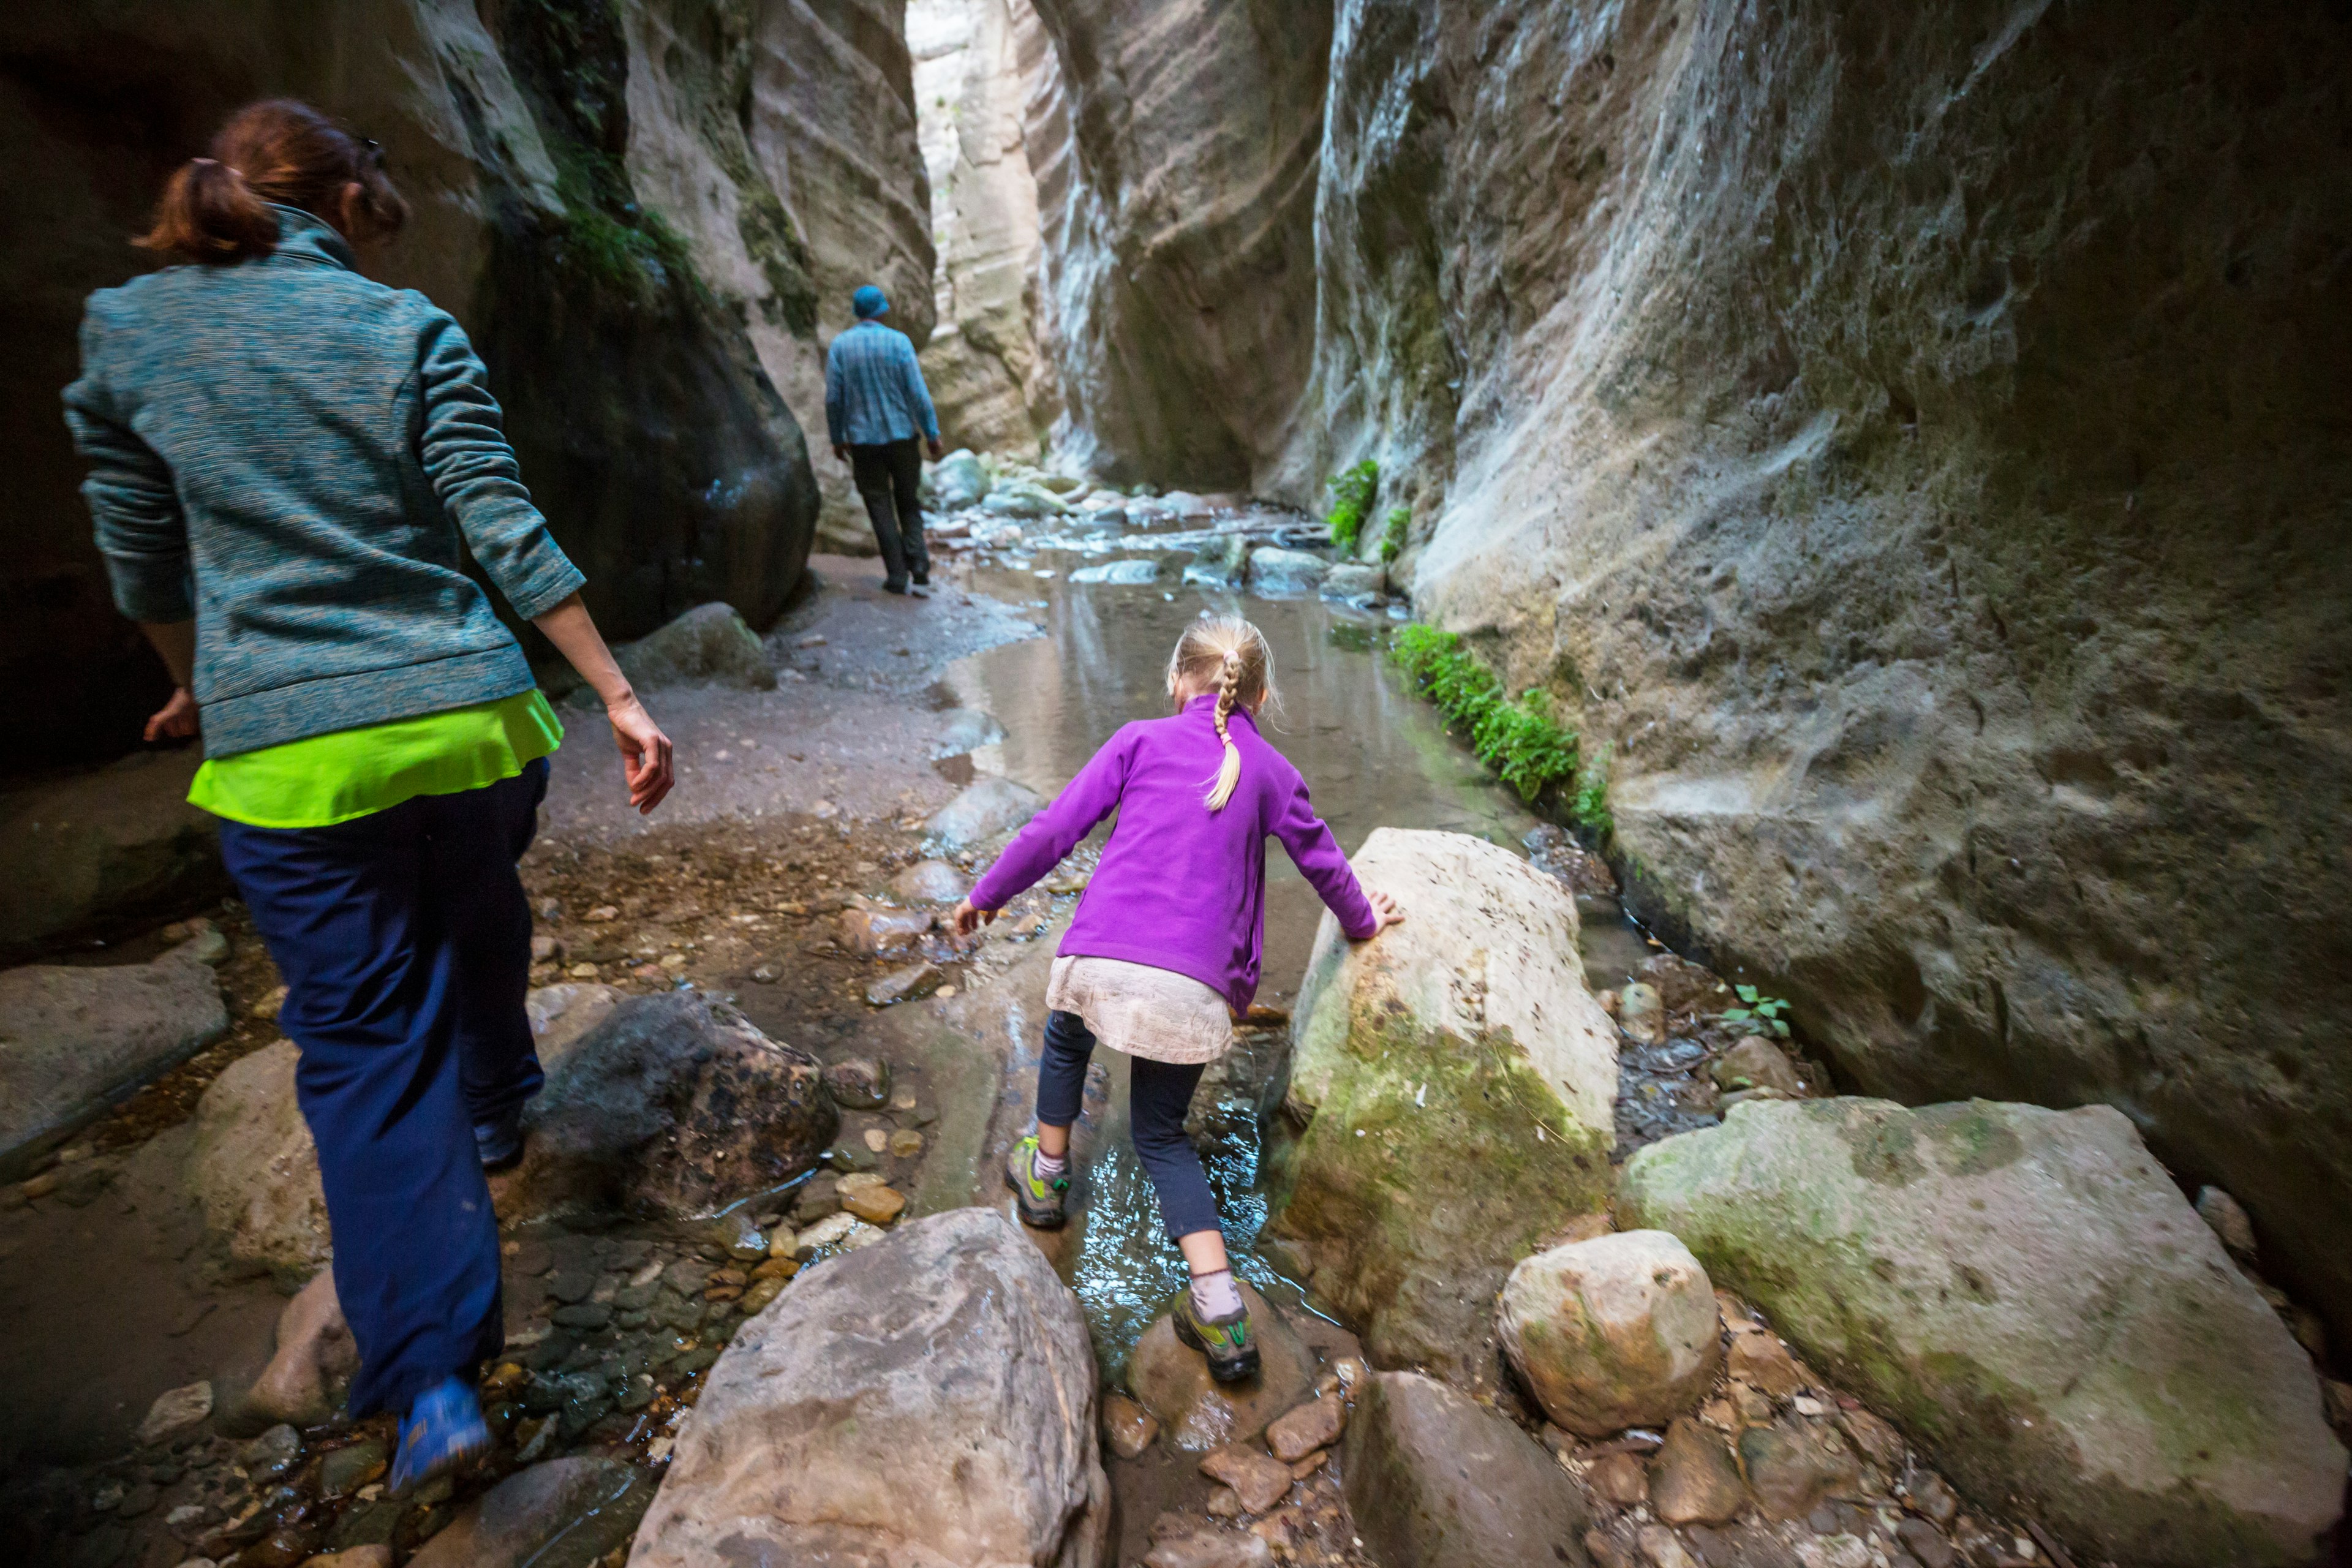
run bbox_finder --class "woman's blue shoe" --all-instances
[388,1375,491,1496]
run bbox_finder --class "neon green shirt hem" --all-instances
[188,690,564,830]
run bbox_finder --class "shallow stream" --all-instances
[938,513,1662,1371]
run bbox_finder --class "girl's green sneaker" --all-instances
[1005,1135,1070,1229]
[1173,1290,1261,1384]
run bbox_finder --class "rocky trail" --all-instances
[1,469,2344,1568]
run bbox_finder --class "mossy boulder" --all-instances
[1261,829,1616,1382]
[1618,1098,2346,1567]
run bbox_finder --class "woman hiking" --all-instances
[62,99,673,1491]
[953,614,1403,1381]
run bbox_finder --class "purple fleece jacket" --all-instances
[970,694,1378,1014]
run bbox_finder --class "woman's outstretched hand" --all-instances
[144,686,199,742]
[1363,888,1405,935]
[607,693,674,814]
[950,899,998,939]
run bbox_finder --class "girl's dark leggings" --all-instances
[1036,1009,1222,1242]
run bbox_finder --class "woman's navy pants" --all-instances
[216,760,548,1418]
[1035,1009,1222,1241]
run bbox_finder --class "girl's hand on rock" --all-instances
[951,899,997,939]
[608,694,674,814]
[144,686,199,742]
[1365,888,1405,933]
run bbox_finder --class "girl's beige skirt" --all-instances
[1046,954,1235,1065]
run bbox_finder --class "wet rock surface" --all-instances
[630,1207,1111,1567]
[405,1455,652,1568]
[1620,1097,2348,1566]
[1128,1281,1316,1452]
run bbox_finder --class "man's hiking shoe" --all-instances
[1174,1290,1261,1384]
[882,576,911,595]
[388,1375,490,1497]
[1005,1135,1069,1229]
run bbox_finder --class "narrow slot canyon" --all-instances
[1,4,2347,1567]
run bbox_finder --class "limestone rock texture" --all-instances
[1496,1229,1722,1438]
[1018,0,1334,486]
[500,990,837,1221]
[1261,827,1616,1381]
[627,1206,1111,1567]
[189,1041,332,1284]
[0,940,227,1163]
[1617,1096,2348,1567]
[1341,1371,1591,1568]
[1287,1,2352,1353]
[910,0,1061,451]
[2,0,947,768]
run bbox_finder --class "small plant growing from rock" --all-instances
[1722,985,1792,1038]
[1379,505,1410,562]
[1391,625,1586,807]
[1325,460,1379,552]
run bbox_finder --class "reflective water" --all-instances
[941,516,1659,1368]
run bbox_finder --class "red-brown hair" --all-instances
[139,99,408,265]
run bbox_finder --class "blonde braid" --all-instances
[1205,649,1245,811]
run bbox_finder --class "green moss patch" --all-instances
[1390,625,1600,824]
[1325,460,1379,553]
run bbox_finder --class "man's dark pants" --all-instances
[216,759,548,1418]
[850,437,929,586]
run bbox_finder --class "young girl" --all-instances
[952,614,1402,1382]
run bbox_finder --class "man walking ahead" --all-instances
[824,285,944,595]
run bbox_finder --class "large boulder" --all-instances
[187,982,633,1277]
[627,1207,1111,1567]
[1261,828,1616,1379]
[928,776,1046,852]
[1342,1371,1591,1568]
[1618,1098,2348,1567]
[1243,548,1330,597]
[189,1041,330,1283]
[500,991,835,1221]
[608,603,777,693]
[1,940,226,1162]
[929,450,992,510]
[0,752,224,956]
[1497,1231,1722,1436]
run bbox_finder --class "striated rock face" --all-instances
[1619,1097,2348,1567]
[1291,1,2352,1352]
[910,0,1060,451]
[1019,0,1334,486]
[3,0,942,769]
[1261,827,1616,1381]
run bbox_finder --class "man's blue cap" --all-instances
[852,285,889,320]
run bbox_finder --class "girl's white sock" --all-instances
[1034,1146,1069,1178]
[1189,1267,1244,1321]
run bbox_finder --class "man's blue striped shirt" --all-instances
[823,320,939,445]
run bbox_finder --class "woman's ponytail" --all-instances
[137,99,408,266]
[140,157,278,264]
[1205,650,1245,812]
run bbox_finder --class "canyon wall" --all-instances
[908,0,1059,453]
[2,0,935,768]
[1300,0,2352,1339]
[1019,0,1334,488]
